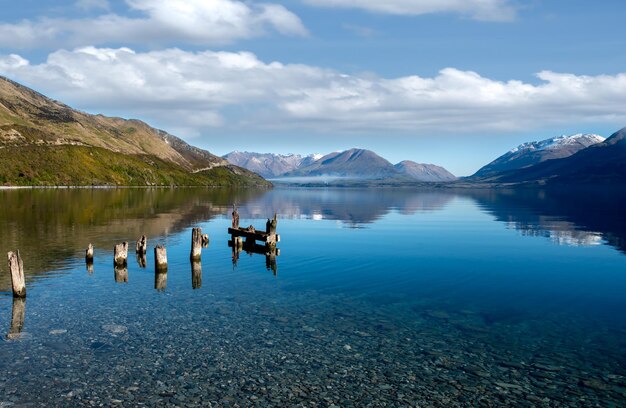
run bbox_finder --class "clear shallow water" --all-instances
[0,187,625,406]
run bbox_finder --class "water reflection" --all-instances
[468,187,626,253]
[114,265,128,283]
[155,270,167,291]
[234,188,455,226]
[191,260,202,290]
[7,297,25,340]
[136,254,147,268]
[0,186,625,293]
[0,188,267,292]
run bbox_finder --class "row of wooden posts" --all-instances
[6,209,279,298]
[6,228,209,298]
[91,228,209,268]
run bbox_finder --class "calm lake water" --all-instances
[0,187,625,406]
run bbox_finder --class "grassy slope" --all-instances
[0,145,270,187]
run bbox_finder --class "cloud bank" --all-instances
[303,0,517,21]
[1,47,625,136]
[0,0,307,49]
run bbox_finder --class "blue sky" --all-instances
[1,0,625,175]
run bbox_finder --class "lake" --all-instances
[0,187,625,406]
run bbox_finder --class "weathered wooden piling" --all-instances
[190,227,203,260]
[135,235,147,255]
[154,245,168,270]
[114,265,128,283]
[266,213,277,235]
[191,260,202,290]
[114,242,128,266]
[7,297,25,340]
[232,205,239,229]
[7,251,26,298]
[85,243,94,262]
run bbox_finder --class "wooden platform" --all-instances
[227,227,280,244]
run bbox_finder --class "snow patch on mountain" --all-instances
[509,134,605,154]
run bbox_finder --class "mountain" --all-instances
[223,151,322,178]
[394,161,457,182]
[0,76,268,187]
[473,133,605,178]
[283,148,400,179]
[226,148,458,183]
[477,127,626,184]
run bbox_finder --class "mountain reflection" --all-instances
[233,188,455,226]
[467,187,626,253]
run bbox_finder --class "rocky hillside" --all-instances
[0,76,269,186]
[394,161,457,182]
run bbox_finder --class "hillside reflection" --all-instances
[0,188,267,291]
[467,187,626,254]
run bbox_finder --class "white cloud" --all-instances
[304,0,516,21]
[1,47,626,136]
[0,0,307,49]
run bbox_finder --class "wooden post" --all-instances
[114,265,128,283]
[154,245,167,290]
[191,260,202,290]
[7,251,26,298]
[232,205,239,229]
[202,234,209,248]
[155,245,168,270]
[86,262,94,274]
[190,227,203,260]
[7,297,25,340]
[135,235,147,255]
[234,236,243,248]
[266,213,277,235]
[85,243,94,261]
[114,242,128,266]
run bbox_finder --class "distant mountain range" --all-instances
[470,130,626,185]
[224,148,457,182]
[223,151,322,178]
[0,76,268,187]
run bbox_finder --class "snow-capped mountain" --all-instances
[283,148,400,179]
[473,133,605,178]
[223,151,322,178]
[480,127,626,184]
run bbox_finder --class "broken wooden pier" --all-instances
[227,206,280,275]
[227,206,280,248]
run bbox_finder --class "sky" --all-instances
[0,0,625,176]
